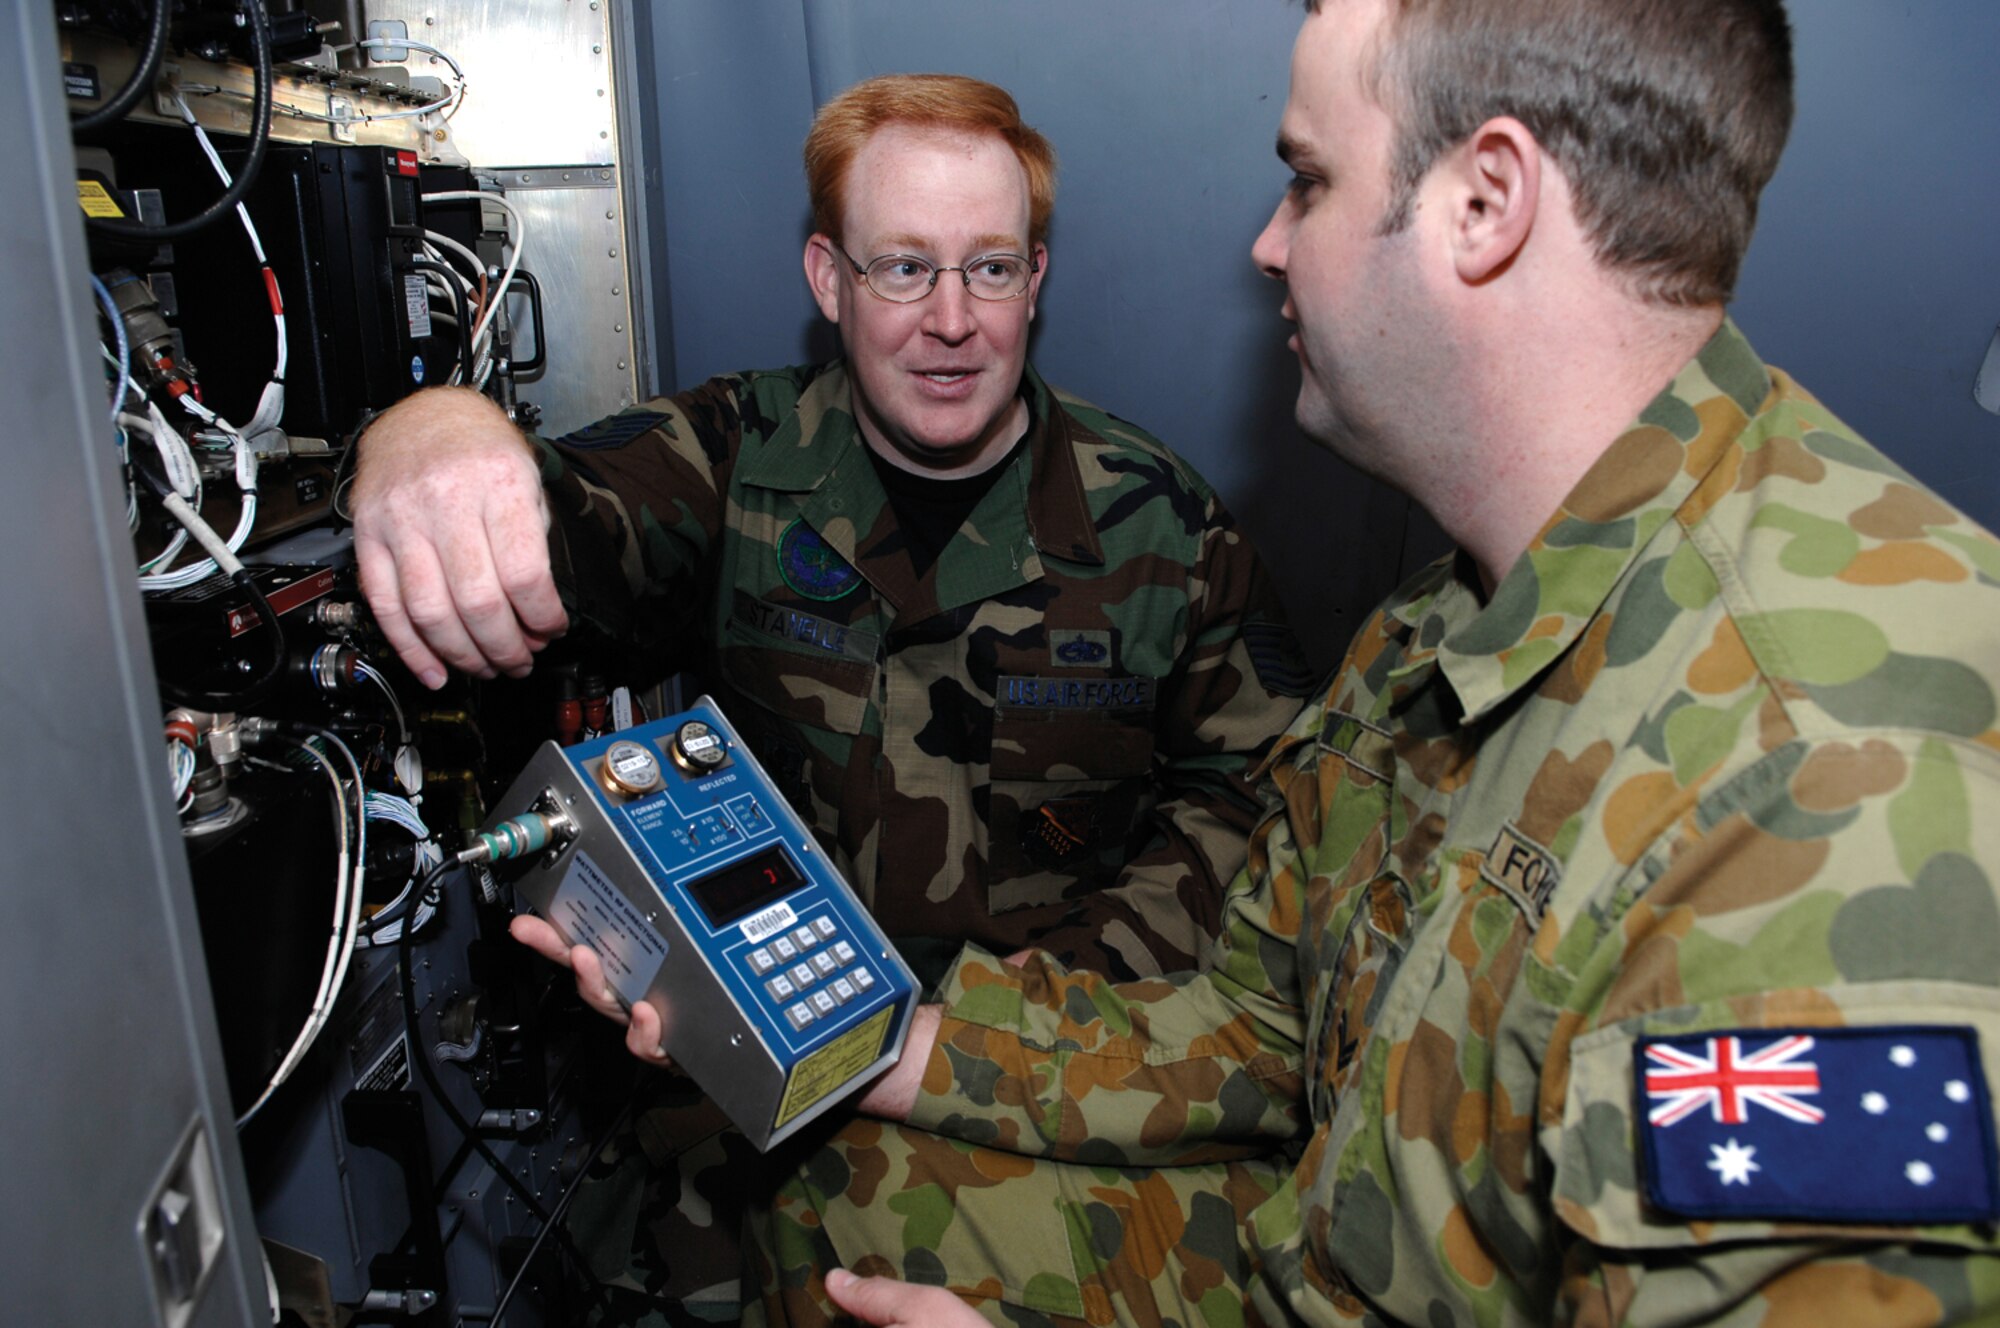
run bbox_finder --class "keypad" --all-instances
[740,912,883,1037]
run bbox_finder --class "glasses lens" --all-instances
[863,255,935,302]
[964,255,1031,301]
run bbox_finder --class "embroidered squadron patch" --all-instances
[777,519,861,601]
[1050,629,1112,668]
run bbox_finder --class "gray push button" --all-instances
[785,1003,815,1031]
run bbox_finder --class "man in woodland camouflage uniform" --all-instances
[353,75,1311,1323]
[743,2,2000,1324]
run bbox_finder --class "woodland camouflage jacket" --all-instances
[538,361,1314,982]
[910,321,2000,1324]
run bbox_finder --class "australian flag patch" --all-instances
[1635,1026,1999,1224]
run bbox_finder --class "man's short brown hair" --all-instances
[803,74,1058,250]
[1315,0,1794,306]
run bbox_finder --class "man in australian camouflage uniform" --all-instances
[748,2,2000,1325]
[353,75,1312,1324]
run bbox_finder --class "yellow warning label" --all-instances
[78,180,124,219]
[775,1006,893,1129]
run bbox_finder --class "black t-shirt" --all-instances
[866,434,1027,578]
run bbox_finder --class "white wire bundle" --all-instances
[167,730,198,812]
[176,94,288,437]
[355,658,424,794]
[236,727,367,1128]
[325,38,468,123]
[423,190,528,389]
[126,97,283,591]
[355,790,441,948]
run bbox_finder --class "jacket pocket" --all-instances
[985,699,1157,915]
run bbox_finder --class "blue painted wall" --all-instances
[1731,0,2000,522]
[637,0,2000,670]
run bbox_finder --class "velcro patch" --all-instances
[1240,620,1316,697]
[1636,1026,1999,1224]
[732,591,879,665]
[1481,824,1560,921]
[554,408,674,452]
[1050,629,1112,668]
[997,675,1155,713]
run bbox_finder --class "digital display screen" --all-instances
[687,845,803,927]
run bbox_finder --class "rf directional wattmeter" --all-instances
[479,698,919,1150]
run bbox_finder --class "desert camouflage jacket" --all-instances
[911,322,2000,1323]
[538,361,1312,982]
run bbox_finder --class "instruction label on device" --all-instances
[548,850,668,1012]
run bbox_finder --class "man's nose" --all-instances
[923,273,977,340]
[1251,201,1290,280]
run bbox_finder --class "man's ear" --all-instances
[1447,116,1541,285]
[803,234,844,323]
[1024,242,1048,322]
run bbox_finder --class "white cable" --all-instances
[131,406,265,590]
[175,94,288,434]
[356,791,441,947]
[424,190,526,356]
[168,734,198,811]
[324,38,467,121]
[120,408,197,575]
[236,730,363,1128]
[422,230,485,284]
[355,660,411,745]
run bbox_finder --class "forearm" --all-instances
[902,947,1305,1165]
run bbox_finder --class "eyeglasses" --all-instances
[835,243,1039,304]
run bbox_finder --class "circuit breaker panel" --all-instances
[487,701,919,1151]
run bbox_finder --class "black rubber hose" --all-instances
[89,0,274,241]
[71,0,173,132]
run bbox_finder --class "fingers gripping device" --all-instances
[478,698,918,1150]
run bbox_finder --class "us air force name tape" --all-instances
[997,674,1156,712]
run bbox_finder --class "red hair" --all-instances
[804,74,1057,248]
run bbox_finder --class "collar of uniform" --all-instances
[1406,318,1774,724]
[733,361,858,492]
[1019,365,1106,568]
[729,360,1080,619]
